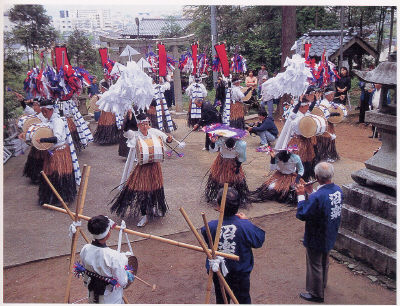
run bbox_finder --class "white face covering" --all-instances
[92,218,115,240]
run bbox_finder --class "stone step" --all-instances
[351,168,396,197]
[335,228,396,278]
[342,183,396,223]
[340,203,396,251]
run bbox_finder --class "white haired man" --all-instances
[295,162,343,303]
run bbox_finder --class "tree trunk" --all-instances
[375,7,386,66]
[280,6,296,69]
[26,42,30,70]
[359,9,364,37]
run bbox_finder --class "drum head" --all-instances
[328,106,344,123]
[128,256,139,275]
[298,116,317,138]
[23,117,41,132]
[31,126,54,150]
[311,107,325,118]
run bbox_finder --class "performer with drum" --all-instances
[38,99,77,206]
[18,99,48,184]
[80,215,135,303]
[110,113,173,227]
[186,74,208,127]
[286,87,318,181]
[250,147,305,204]
[205,133,249,207]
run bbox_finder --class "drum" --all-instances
[25,124,54,150]
[17,114,41,132]
[241,87,253,102]
[136,136,165,165]
[311,106,330,120]
[298,114,327,138]
[89,95,100,111]
[328,104,347,123]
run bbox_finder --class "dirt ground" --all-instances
[3,112,390,304]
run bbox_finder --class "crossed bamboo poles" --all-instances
[42,166,238,303]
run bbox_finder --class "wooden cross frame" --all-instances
[41,166,239,304]
[179,183,239,304]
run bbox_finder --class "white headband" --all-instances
[137,118,150,123]
[42,105,54,109]
[92,218,115,240]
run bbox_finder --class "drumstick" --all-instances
[170,129,195,152]
[165,143,183,157]
[304,180,318,186]
[134,275,157,291]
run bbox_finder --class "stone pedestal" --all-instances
[335,111,396,278]
[78,97,88,116]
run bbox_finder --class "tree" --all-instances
[8,5,57,69]
[281,6,296,68]
[66,28,97,67]
[159,16,187,38]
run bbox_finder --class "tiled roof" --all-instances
[121,18,192,37]
[295,29,356,58]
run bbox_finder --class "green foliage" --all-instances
[159,16,186,38]
[66,29,98,67]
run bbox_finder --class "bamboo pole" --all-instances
[41,171,90,243]
[42,205,239,261]
[179,207,238,304]
[202,214,228,304]
[64,165,91,303]
[203,183,229,304]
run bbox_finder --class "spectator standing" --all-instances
[257,64,268,98]
[295,162,343,303]
[334,67,351,101]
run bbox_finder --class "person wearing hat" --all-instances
[93,80,122,145]
[80,215,135,303]
[110,112,173,227]
[185,74,208,127]
[201,187,265,304]
[229,76,251,129]
[38,99,77,206]
[205,135,249,207]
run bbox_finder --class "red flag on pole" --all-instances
[158,43,167,77]
[191,43,198,75]
[214,43,230,77]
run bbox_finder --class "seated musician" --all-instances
[110,113,173,227]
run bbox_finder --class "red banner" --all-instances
[98,48,109,66]
[191,43,198,76]
[54,46,71,70]
[214,43,230,77]
[158,43,167,77]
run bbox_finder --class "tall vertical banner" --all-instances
[98,48,109,66]
[54,46,71,70]
[157,43,167,77]
[191,43,198,75]
[214,43,230,77]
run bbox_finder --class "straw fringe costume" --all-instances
[250,152,305,204]
[23,112,48,184]
[314,99,339,162]
[110,128,169,218]
[38,112,78,205]
[94,111,123,145]
[229,85,246,129]
[186,81,207,127]
[205,138,249,206]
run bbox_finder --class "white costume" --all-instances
[186,82,207,119]
[80,244,128,304]
[23,105,36,115]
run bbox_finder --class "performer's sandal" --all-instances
[137,215,148,227]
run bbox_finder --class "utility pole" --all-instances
[339,6,344,70]
[211,5,218,88]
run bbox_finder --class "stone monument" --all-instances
[334,54,397,278]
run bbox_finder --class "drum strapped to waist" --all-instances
[136,135,165,165]
[328,104,347,123]
[311,106,330,120]
[241,87,253,102]
[17,114,41,132]
[25,124,54,150]
[89,95,100,111]
[298,114,327,138]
